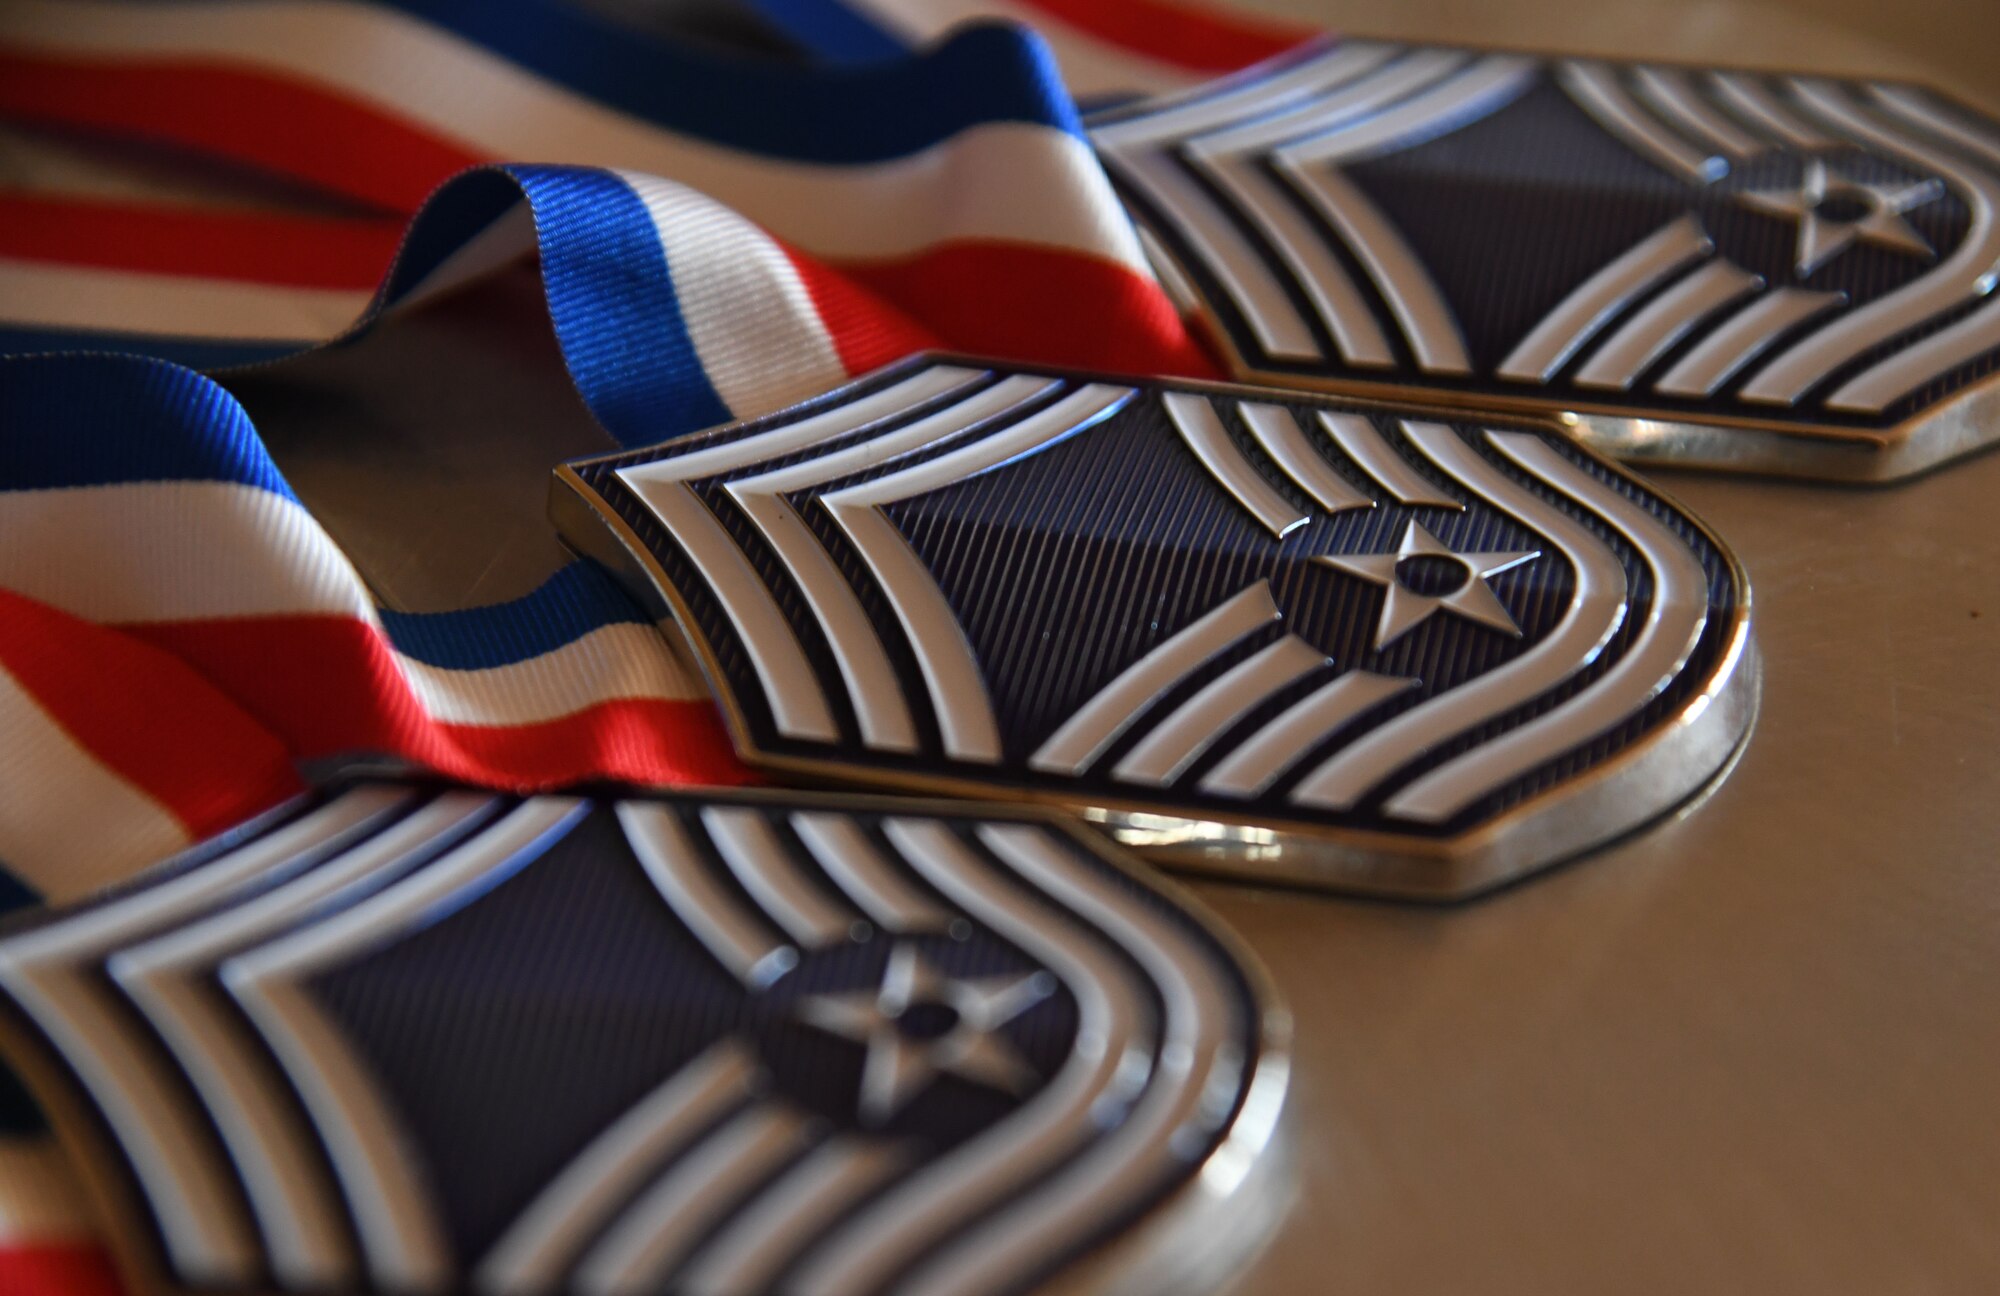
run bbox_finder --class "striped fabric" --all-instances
[0,2,1216,373]
[0,1,1303,1289]
[745,0,1312,98]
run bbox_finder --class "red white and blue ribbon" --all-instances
[744,0,1311,99]
[0,2,1314,1288]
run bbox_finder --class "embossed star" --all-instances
[795,943,1053,1124]
[1737,159,1943,276]
[1318,521,1539,650]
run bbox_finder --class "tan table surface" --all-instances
[1195,3,2000,1291]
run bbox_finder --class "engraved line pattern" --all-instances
[1292,423,1629,814]
[1498,214,1714,382]
[0,784,1269,1296]
[1092,46,2000,418]
[1163,392,1309,537]
[0,788,414,1285]
[1383,433,1712,820]
[1558,61,1729,183]
[1573,261,1765,390]
[1111,635,1331,786]
[224,798,591,1290]
[1030,580,1282,776]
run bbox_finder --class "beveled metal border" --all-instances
[550,354,1758,900]
[1092,40,2000,485]
[0,779,1293,1296]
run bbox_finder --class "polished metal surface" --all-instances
[559,358,1752,898]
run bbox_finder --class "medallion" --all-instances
[0,779,1287,1295]
[554,356,1757,897]
[1090,41,2000,481]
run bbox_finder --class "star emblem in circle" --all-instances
[1736,159,1944,276]
[1317,520,1540,650]
[794,942,1055,1125]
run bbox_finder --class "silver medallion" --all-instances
[0,779,1288,1295]
[553,356,1758,898]
[1089,40,2000,481]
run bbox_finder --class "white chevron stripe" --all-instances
[1091,43,1400,151]
[1740,80,2000,406]
[1163,392,1307,537]
[1188,48,1469,159]
[1815,86,2000,411]
[650,365,988,483]
[0,788,415,1285]
[1630,67,1764,159]
[898,823,1245,1296]
[699,808,858,949]
[1384,433,1711,821]
[1200,669,1417,798]
[1292,425,1629,812]
[618,804,797,988]
[822,384,1133,764]
[576,1106,815,1296]
[1653,288,1843,397]
[1111,635,1329,786]
[223,798,588,1292]
[789,812,956,934]
[1032,581,1282,775]
[1317,414,1461,508]
[1707,72,1836,149]
[1573,261,1763,390]
[677,1138,908,1296]
[475,1043,761,1294]
[799,818,1151,1293]
[726,375,1058,753]
[1498,215,1712,382]
[1559,61,1728,183]
[1240,402,1373,513]
[110,793,497,1289]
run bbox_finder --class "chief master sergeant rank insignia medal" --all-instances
[553,356,1757,900]
[0,779,1288,1296]
[1088,41,2000,482]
